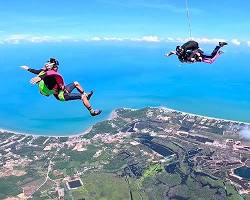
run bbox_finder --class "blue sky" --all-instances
[0,0,250,44]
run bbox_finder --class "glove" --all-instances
[20,65,29,70]
[30,76,42,84]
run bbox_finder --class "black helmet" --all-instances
[176,46,184,55]
[176,46,182,52]
[49,58,59,66]
[44,58,59,71]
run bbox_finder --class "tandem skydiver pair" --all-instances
[165,40,228,64]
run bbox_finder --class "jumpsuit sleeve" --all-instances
[27,68,43,75]
[166,51,177,56]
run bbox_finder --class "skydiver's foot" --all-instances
[90,109,102,116]
[87,90,93,100]
[219,42,228,47]
[218,51,224,55]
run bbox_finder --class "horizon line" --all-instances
[0,34,248,46]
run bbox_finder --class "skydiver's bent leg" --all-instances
[202,46,221,59]
[202,42,227,59]
[73,81,84,94]
[63,93,101,116]
[202,51,223,64]
[65,82,93,100]
[201,44,223,64]
[64,82,100,116]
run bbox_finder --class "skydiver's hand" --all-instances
[20,65,29,70]
[30,76,41,84]
[165,51,175,57]
[197,56,203,61]
[190,58,196,62]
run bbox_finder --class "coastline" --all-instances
[1,106,250,138]
[1,105,250,197]
[158,106,250,126]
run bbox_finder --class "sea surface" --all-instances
[0,42,250,136]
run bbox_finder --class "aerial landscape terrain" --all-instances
[1,0,250,200]
[0,107,250,200]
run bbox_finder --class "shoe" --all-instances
[219,42,228,47]
[87,91,93,100]
[90,109,102,116]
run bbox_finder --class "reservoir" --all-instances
[138,135,174,157]
[234,166,250,180]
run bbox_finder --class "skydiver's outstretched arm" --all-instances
[21,65,47,85]
[28,68,43,74]
[20,65,43,75]
[165,51,176,57]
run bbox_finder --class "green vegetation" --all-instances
[198,174,225,188]
[103,157,127,172]
[15,145,43,158]
[225,182,244,200]
[58,137,68,143]
[244,195,250,200]
[0,176,24,199]
[32,136,48,146]
[53,145,99,175]
[0,132,14,140]
[54,160,81,176]
[156,171,182,187]
[85,121,118,138]
[31,179,57,200]
[60,144,97,163]
[21,135,33,143]
[0,107,248,199]
[69,172,138,200]
[138,164,163,186]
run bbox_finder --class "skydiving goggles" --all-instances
[44,62,57,70]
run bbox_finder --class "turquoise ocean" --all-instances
[0,42,250,135]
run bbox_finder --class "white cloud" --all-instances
[0,34,246,47]
[90,36,102,41]
[89,35,160,42]
[164,37,226,45]
[195,37,226,44]
[166,37,174,41]
[88,36,125,42]
[0,34,73,44]
[141,35,160,42]
[131,35,161,42]
[103,37,124,41]
[231,39,241,45]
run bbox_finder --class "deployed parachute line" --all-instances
[185,0,192,39]
[165,1,228,64]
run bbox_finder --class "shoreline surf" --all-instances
[1,106,249,137]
